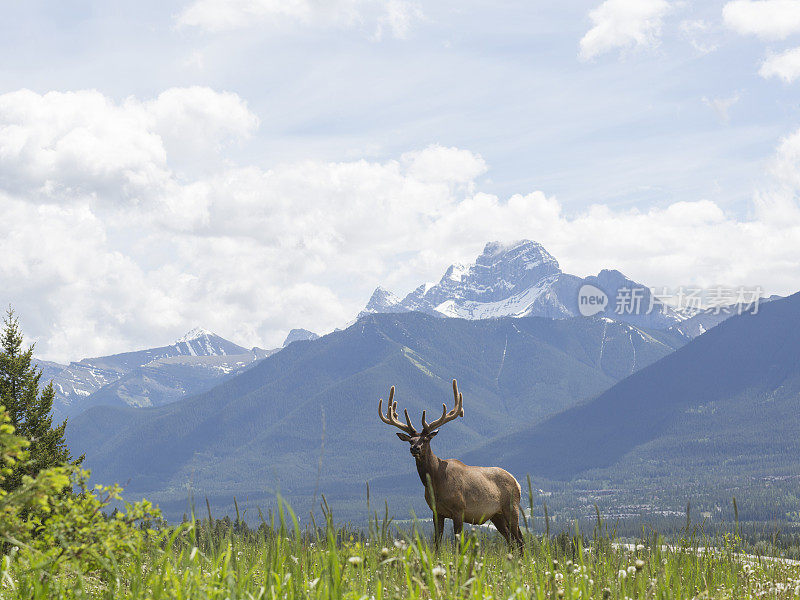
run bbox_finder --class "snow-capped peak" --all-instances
[171,328,248,357]
[476,240,559,271]
[176,327,215,344]
[363,286,402,313]
[481,239,529,257]
[283,328,320,347]
[357,239,686,333]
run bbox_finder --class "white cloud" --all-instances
[0,87,257,205]
[579,0,671,60]
[723,0,800,40]
[680,19,719,54]
[0,89,168,203]
[401,145,487,185]
[144,87,259,157]
[176,0,421,38]
[373,0,422,40]
[3,87,800,362]
[702,94,739,123]
[770,125,800,191]
[759,46,800,81]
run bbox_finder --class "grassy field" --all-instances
[4,499,800,600]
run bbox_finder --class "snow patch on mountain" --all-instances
[41,328,267,417]
[360,239,685,331]
[176,327,215,343]
[434,274,561,319]
[283,328,320,347]
[362,286,402,314]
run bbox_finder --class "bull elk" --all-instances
[378,379,524,549]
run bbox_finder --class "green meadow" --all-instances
[4,492,800,600]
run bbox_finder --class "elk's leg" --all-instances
[512,524,524,549]
[507,506,525,550]
[433,514,445,549]
[490,515,512,547]
[452,515,463,538]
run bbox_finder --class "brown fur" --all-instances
[413,439,524,548]
[379,380,524,549]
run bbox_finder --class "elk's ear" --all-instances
[396,432,413,442]
[427,430,438,439]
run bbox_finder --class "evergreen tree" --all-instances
[0,308,80,491]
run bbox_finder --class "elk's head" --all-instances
[378,379,465,460]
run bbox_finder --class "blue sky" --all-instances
[2,0,800,360]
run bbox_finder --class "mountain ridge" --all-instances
[465,290,800,483]
[39,328,277,417]
[361,240,683,330]
[65,311,687,521]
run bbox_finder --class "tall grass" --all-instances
[3,496,800,599]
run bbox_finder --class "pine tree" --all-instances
[0,308,80,491]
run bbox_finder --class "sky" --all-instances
[2,0,800,362]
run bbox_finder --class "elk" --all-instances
[378,379,524,549]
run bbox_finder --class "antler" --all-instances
[378,386,419,436]
[421,379,465,433]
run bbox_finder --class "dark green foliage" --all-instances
[0,309,80,491]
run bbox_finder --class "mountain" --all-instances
[40,329,276,417]
[668,295,781,338]
[66,311,686,521]
[468,291,800,486]
[172,327,250,357]
[283,328,319,346]
[361,240,683,331]
[361,287,402,316]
